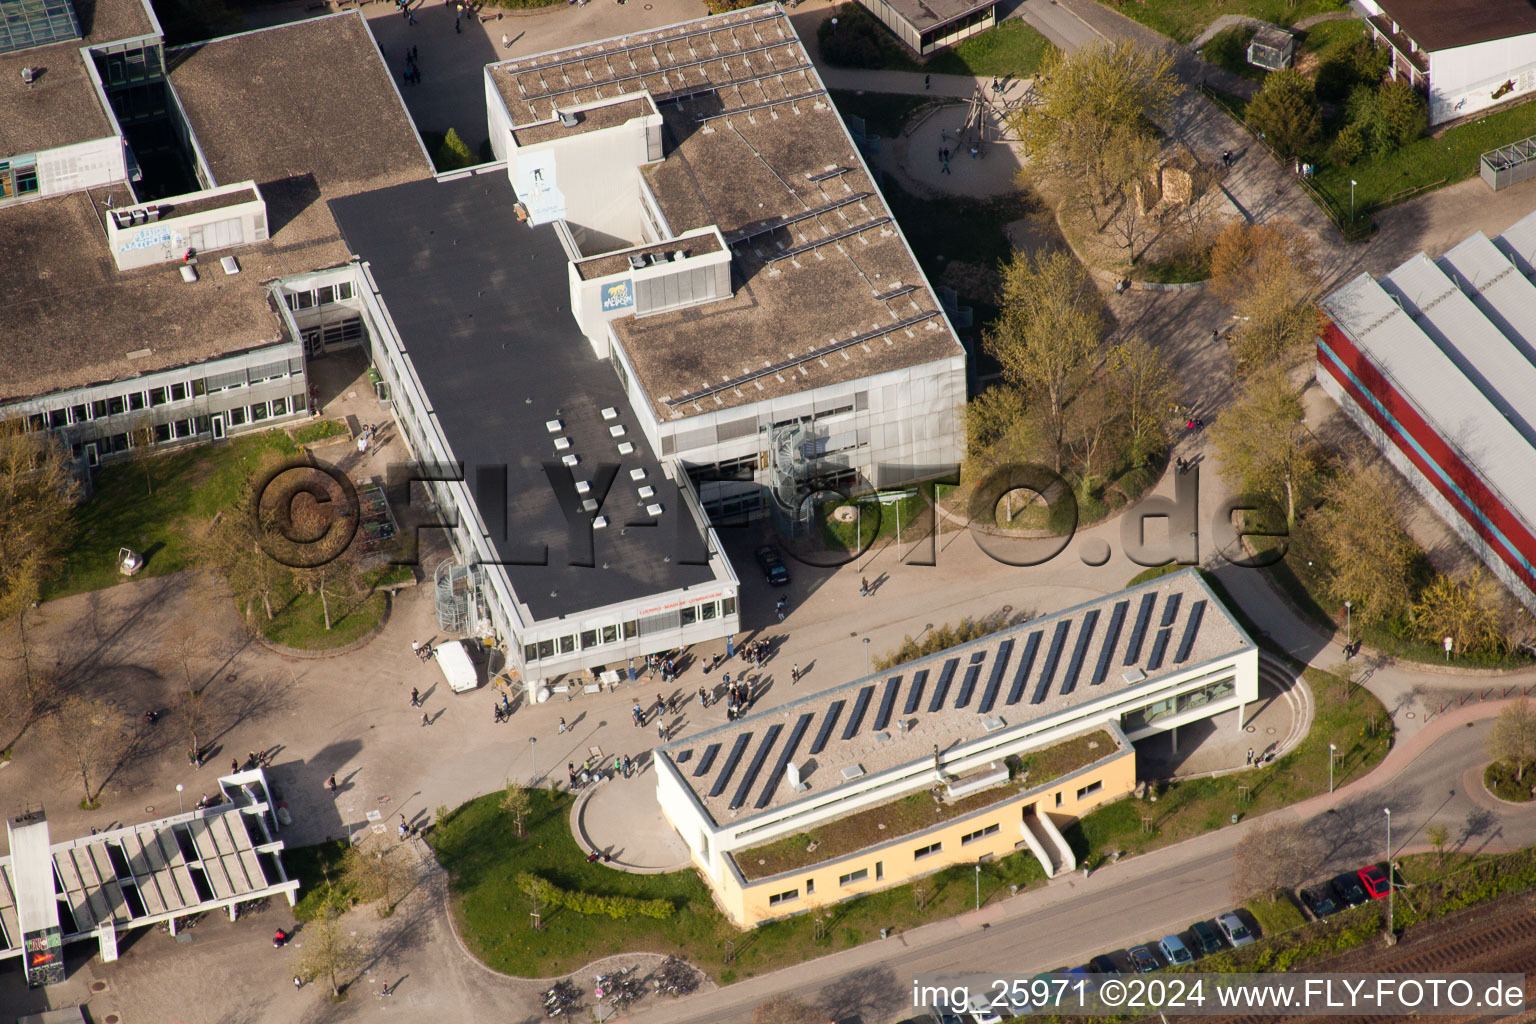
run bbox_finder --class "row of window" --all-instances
[21,362,301,432]
[770,860,889,907]
[68,396,301,463]
[225,396,299,428]
[1122,676,1237,732]
[0,157,40,202]
[284,281,355,311]
[523,597,737,662]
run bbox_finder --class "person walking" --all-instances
[327,774,337,796]
[924,74,931,90]
[632,703,643,727]
[502,32,511,48]
[657,720,667,742]
[293,975,303,989]
[698,685,708,707]
[568,763,578,788]
[791,663,799,684]
[421,711,430,727]
[231,758,239,774]
[455,10,461,30]
[726,636,735,658]
[410,687,420,707]
[382,980,392,996]
[558,716,567,734]
[860,576,869,597]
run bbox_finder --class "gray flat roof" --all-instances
[490,7,963,421]
[329,173,721,622]
[662,569,1250,826]
[168,13,432,248]
[867,0,999,33]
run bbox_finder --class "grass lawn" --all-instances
[1295,17,1364,61]
[1108,0,1346,44]
[1312,96,1536,212]
[1127,563,1185,587]
[925,21,1054,78]
[51,429,302,600]
[1066,665,1390,860]
[738,730,1115,879]
[1199,26,1265,83]
[431,785,1049,980]
[1483,760,1535,803]
[1244,893,1307,937]
[287,839,355,921]
[259,580,391,650]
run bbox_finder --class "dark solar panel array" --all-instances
[809,700,843,754]
[755,714,814,809]
[1125,594,1157,663]
[1092,601,1129,685]
[1175,600,1207,662]
[978,639,1014,714]
[693,743,721,777]
[928,658,958,712]
[1059,610,1099,696]
[1147,628,1172,671]
[842,685,875,739]
[874,676,902,730]
[903,670,928,714]
[955,652,985,708]
[1032,621,1071,704]
[708,733,753,797]
[675,749,692,763]
[1160,593,1183,627]
[1007,632,1041,705]
[729,725,782,810]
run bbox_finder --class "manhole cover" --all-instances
[145,806,155,814]
[1407,712,1416,719]
[105,1016,120,1024]
[1265,727,1276,734]
[644,3,652,7]
[91,981,108,993]
[1245,725,1256,733]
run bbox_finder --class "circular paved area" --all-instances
[577,769,692,872]
[901,103,1024,198]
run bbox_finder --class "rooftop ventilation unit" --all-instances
[617,442,634,454]
[559,110,582,128]
[561,454,579,467]
[545,419,563,432]
[629,468,646,481]
[982,716,1006,732]
[1122,668,1147,684]
[646,503,664,517]
[593,515,609,529]
[627,254,647,270]
[601,407,618,420]
[671,249,688,261]
[553,437,571,450]
[609,424,625,437]
[179,265,199,283]
[840,764,865,780]
[648,252,667,266]
[220,256,240,275]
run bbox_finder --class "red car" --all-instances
[1358,864,1391,900]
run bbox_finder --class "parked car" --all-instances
[1158,935,1194,966]
[1358,864,1391,900]
[929,996,966,1024]
[965,990,1006,1024]
[1216,912,1256,947]
[1088,954,1122,975]
[1128,946,1161,973]
[1331,872,1368,906]
[1190,920,1224,957]
[1299,885,1340,919]
[754,545,790,586]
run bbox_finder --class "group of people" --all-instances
[492,691,513,723]
[401,46,423,86]
[411,639,436,662]
[1174,456,1196,475]
[649,652,679,683]
[723,679,753,721]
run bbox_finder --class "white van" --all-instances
[436,640,481,693]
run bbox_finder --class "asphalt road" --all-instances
[1012,0,1101,52]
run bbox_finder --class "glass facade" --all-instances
[1122,676,1237,732]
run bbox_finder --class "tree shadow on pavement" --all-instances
[819,964,905,1024]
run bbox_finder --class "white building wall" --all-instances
[1427,36,1536,124]
[37,136,126,198]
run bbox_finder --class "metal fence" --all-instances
[1481,134,1536,192]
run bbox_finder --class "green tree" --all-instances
[1209,219,1319,376]
[1412,570,1508,656]
[1209,369,1318,530]
[0,419,77,623]
[1106,335,1176,466]
[1245,68,1321,159]
[1348,80,1427,154]
[982,249,1107,472]
[436,128,477,171]
[1486,697,1536,782]
[1312,464,1417,627]
[1330,123,1367,165]
[501,781,533,838]
[1425,822,1450,868]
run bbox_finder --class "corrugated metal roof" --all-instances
[1438,232,1536,371]
[1494,209,1536,278]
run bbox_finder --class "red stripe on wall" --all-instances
[1317,321,1536,596]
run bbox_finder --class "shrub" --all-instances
[818,4,887,68]
[1245,68,1320,159]
[437,128,476,170]
[873,612,1011,670]
[1329,123,1366,165]
[704,0,768,12]
[515,872,675,919]
[1203,27,1252,76]
[1484,760,1536,802]
[1347,81,1427,154]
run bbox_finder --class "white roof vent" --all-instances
[638,485,655,499]
[609,424,626,437]
[645,503,663,517]
[559,109,582,127]
[601,407,618,420]
[593,515,609,529]
[179,265,199,283]
[545,419,563,432]
[982,716,1006,733]
[1123,668,1147,684]
[554,437,571,450]
[617,441,635,454]
[561,454,579,467]
[840,764,866,781]
[220,256,240,275]
[575,480,591,495]
[581,498,599,513]
[629,468,646,481]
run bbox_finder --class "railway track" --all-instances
[1169,893,1536,1024]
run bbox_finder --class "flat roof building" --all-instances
[1357,0,1536,124]
[849,0,997,57]
[1317,208,1536,617]
[654,569,1258,926]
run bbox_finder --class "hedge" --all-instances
[516,872,675,920]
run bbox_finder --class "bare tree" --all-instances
[177,688,210,762]
[1209,369,1319,530]
[48,696,133,808]
[127,417,158,496]
[197,472,290,623]
[161,623,209,695]
[1107,335,1176,467]
[1487,698,1536,782]
[294,904,369,998]
[341,839,416,917]
[752,995,826,1024]
[1230,818,1320,901]
[501,781,533,838]
[0,660,55,755]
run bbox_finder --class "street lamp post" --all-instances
[863,636,871,677]
[1350,179,1358,221]
[1344,600,1352,649]
[176,783,184,814]
[975,863,981,911]
[529,737,537,786]
[1384,807,1395,943]
[1328,744,1336,793]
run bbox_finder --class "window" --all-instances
[623,620,638,639]
[839,868,868,886]
[723,596,736,617]
[127,391,146,411]
[768,889,798,907]
[1054,792,1063,808]
[558,635,576,655]
[27,413,44,431]
[335,281,354,301]
[536,639,555,659]
[152,424,170,443]
[524,643,538,663]
[316,285,335,305]
[229,407,247,426]
[680,606,697,626]
[205,370,245,392]
[47,409,67,428]
[961,823,1000,846]
[580,629,599,650]
[699,602,717,621]
[272,396,289,416]
[601,624,618,644]
[106,396,125,415]
[170,383,187,402]
[91,399,108,419]
[149,387,168,406]
[1076,781,1103,800]
[14,162,38,197]
[805,878,815,895]
[293,290,315,310]
[175,419,193,438]
[914,841,941,860]
[875,861,884,881]
[69,404,86,423]
[250,403,269,422]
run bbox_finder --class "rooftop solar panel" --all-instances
[1147,627,1172,671]
[1092,601,1129,685]
[874,676,902,730]
[842,685,875,739]
[1125,594,1156,663]
[729,724,782,810]
[1160,593,1182,627]
[707,733,753,798]
[903,670,928,714]
[1031,621,1071,704]
[978,638,1014,713]
[692,743,721,776]
[755,713,814,808]
[0,0,81,55]
[928,657,959,712]
[955,652,985,708]
[1007,632,1041,704]
[810,700,843,754]
[1175,600,1206,662]
[1059,609,1099,696]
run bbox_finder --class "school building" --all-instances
[653,569,1259,926]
